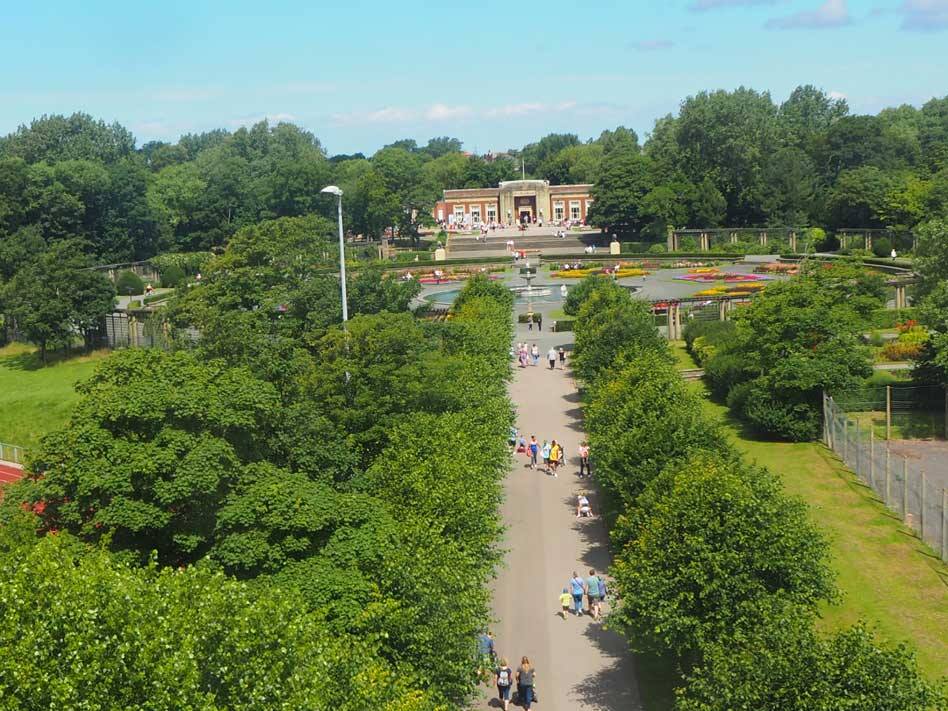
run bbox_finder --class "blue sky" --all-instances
[1,0,946,154]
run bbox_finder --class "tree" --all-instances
[520,133,581,175]
[825,166,893,229]
[675,88,779,224]
[572,281,665,382]
[0,516,435,710]
[0,112,135,164]
[587,149,653,235]
[611,453,834,656]
[423,136,463,158]
[20,349,281,564]
[778,84,848,152]
[678,615,945,711]
[371,147,433,244]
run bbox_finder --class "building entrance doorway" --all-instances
[515,195,536,225]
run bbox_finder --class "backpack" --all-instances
[498,667,511,686]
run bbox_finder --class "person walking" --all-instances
[537,313,542,331]
[586,569,603,620]
[558,346,566,369]
[578,441,591,478]
[528,435,539,470]
[558,588,572,619]
[547,347,556,370]
[549,439,562,477]
[531,344,539,366]
[516,657,536,709]
[569,571,586,616]
[527,315,533,331]
[495,658,514,711]
[540,440,551,473]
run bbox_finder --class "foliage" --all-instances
[158,263,185,288]
[562,274,614,316]
[706,273,875,439]
[677,615,946,711]
[572,281,666,383]
[149,251,213,275]
[114,269,144,295]
[0,515,436,711]
[2,240,115,358]
[612,454,834,656]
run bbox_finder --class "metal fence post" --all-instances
[885,445,891,506]
[854,420,861,478]
[902,459,909,523]
[843,418,849,464]
[886,385,892,440]
[920,470,926,540]
[869,428,875,492]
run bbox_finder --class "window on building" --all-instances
[554,201,565,221]
[437,209,444,221]
[487,205,497,223]
[453,206,465,222]
[569,201,581,221]
[470,206,481,224]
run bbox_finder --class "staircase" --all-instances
[447,228,606,258]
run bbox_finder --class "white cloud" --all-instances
[424,104,473,120]
[828,90,848,100]
[631,39,675,50]
[898,0,948,30]
[766,0,852,28]
[690,0,779,10]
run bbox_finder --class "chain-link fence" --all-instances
[823,392,948,561]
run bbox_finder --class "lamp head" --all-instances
[321,185,343,197]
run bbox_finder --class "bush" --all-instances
[705,351,748,399]
[149,251,213,275]
[115,270,144,295]
[881,341,925,361]
[611,453,834,656]
[563,274,614,316]
[872,236,894,258]
[866,307,918,329]
[739,378,822,441]
[553,318,575,332]
[159,263,186,288]
[678,616,945,711]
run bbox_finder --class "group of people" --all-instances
[513,432,565,476]
[514,343,565,369]
[478,633,538,710]
[560,569,607,620]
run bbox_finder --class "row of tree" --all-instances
[0,213,516,707]
[2,88,946,261]
[568,277,944,709]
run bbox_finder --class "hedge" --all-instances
[573,280,936,705]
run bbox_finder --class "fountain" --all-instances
[510,259,552,316]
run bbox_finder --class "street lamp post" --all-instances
[321,185,348,326]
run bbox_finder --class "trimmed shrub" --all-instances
[115,270,144,296]
[159,264,186,288]
[705,351,748,399]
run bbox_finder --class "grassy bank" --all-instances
[692,382,948,679]
[0,343,108,450]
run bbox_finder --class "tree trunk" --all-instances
[40,341,47,365]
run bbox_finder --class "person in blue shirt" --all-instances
[569,571,586,616]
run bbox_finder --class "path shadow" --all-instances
[569,623,644,710]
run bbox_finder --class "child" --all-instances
[559,588,572,619]
[516,435,527,453]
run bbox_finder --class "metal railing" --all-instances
[823,393,947,561]
[0,442,26,465]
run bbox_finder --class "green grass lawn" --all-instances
[669,340,698,370]
[693,383,948,679]
[0,343,109,451]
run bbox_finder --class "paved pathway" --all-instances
[479,316,641,710]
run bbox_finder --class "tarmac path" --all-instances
[478,317,641,710]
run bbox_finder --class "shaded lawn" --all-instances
[0,343,108,451]
[669,340,698,370]
[692,382,948,679]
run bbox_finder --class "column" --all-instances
[760,231,768,247]
[718,299,728,321]
[789,231,797,253]
[730,232,738,245]
[865,232,873,253]
[667,227,675,252]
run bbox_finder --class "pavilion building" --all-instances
[434,179,593,228]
